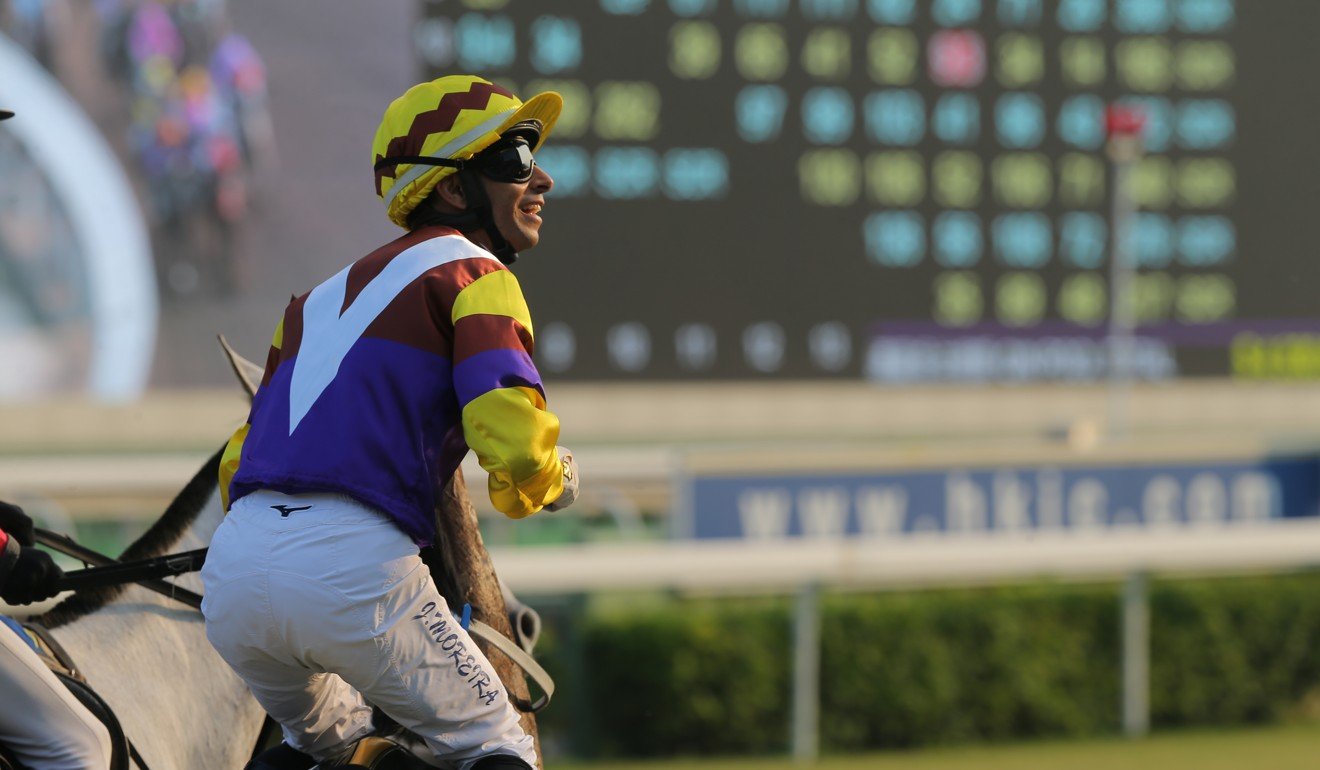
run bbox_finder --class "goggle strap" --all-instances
[374,155,466,172]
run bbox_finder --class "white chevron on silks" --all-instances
[288,236,498,435]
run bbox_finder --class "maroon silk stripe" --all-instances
[431,256,507,319]
[342,227,458,312]
[360,277,452,358]
[453,313,533,365]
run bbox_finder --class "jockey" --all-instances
[201,76,579,770]
[0,500,112,770]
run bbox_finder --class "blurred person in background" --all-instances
[200,76,579,770]
[0,492,110,770]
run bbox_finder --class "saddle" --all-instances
[0,620,134,770]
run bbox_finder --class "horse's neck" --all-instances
[51,489,265,769]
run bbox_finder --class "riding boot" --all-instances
[245,741,316,770]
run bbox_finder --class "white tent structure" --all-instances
[0,33,156,401]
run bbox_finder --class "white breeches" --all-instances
[200,490,535,769]
[0,621,112,770]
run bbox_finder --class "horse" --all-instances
[17,341,547,768]
[32,445,268,769]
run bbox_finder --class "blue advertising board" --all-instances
[681,456,1320,540]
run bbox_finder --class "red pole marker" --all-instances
[1105,103,1146,139]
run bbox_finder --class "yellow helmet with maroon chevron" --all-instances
[372,75,562,229]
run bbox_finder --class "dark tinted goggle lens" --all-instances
[474,143,535,183]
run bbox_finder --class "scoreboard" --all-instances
[415,0,1320,382]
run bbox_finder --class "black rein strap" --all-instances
[35,529,206,611]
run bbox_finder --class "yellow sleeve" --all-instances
[218,315,284,510]
[218,423,248,512]
[462,386,563,519]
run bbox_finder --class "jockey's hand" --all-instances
[2,547,63,605]
[544,446,579,512]
[0,500,35,546]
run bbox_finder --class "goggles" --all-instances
[374,139,536,184]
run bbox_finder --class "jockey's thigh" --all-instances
[202,495,376,760]
[201,491,536,770]
[0,622,112,770]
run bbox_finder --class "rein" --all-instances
[35,529,205,611]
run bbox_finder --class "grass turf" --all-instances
[552,723,1320,769]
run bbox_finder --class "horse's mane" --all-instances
[36,445,226,628]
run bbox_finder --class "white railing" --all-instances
[492,520,1320,761]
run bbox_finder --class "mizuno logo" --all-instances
[270,504,312,518]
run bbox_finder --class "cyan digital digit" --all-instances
[736,85,788,142]
[864,211,926,267]
[533,146,591,197]
[1057,0,1105,31]
[1130,213,1174,268]
[997,0,1042,26]
[1176,99,1235,150]
[933,93,980,144]
[530,16,582,74]
[933,0,981,26]
[802,0,859,19]
[668,0,716,16]
[594,147,661,199]
[864,89,925,146]
[1178,216,1235,266]
[803,87,855,144]
[1177,0,1234,32]
[1056,95,1105,150]
[1059,212,1107,269]
[995,92,1045,149]
[1115,0,1172,33]
[455,14,516,70]
[663,149,729,200]
[600,0,649,14]
[734,0,790,16]
[933,212,983,267]
[867,0,916,24]
[993,213,1051,267]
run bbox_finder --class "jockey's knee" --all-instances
[86,719,113,768]
[470,754,534,770]
[55,704,114,770]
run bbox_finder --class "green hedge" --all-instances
[532,572,1320,758]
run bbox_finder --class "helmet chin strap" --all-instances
[409,170,519,265]
[455,170,518,265]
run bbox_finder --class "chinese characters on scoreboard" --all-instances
[416,0,1237,380]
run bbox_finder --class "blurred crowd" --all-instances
[2,0,275,296]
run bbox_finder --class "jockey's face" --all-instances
[483,162,553,253]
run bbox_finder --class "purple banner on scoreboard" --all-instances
[679,456,1320,541]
